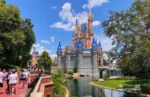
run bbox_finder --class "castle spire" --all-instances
[99,41,102,49]
[76,18,78,25]
[92,38,97,50]
[88,0,93,20]
[58,41,62,49]
[88,1,93,35]
[57,41,63,54]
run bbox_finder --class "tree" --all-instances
[38,51,52,70]
[102,0,150,77]
[0,1,35,67]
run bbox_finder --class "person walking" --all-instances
[19,69,26,88]
[6,69,11,94]
[0,69,5,94]
[24,69,29,88]
[8,69,18,95]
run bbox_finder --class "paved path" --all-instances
[0,81,28,97]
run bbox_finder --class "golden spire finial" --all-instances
[88,0,93,20]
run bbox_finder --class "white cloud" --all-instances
[83,0,108,9]
[50,22,75,31]
[96,34,113,51]
[41,40,50,44]
[50,36,55,43]
[93,20,100,26]
[50,2,88,31]
[51,6,57,9]
[50,54,57,59]
[30,43,51,55]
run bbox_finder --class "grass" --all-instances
[93,79,150,94]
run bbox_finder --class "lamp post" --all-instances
[19,55,22,71]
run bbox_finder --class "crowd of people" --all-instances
[0,68,30,95]
[0,65,44,96]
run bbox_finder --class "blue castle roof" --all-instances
[33,51,40,56]
[99,41,102,49]
[57,41,62,53]
[92,38,97,50]
[76,19,78,25]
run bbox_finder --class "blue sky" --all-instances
[7,0,134,59]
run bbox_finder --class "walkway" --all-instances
[0,81,28,97]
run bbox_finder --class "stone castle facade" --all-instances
[57,9,103,74]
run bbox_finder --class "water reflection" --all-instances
[66,76,140,97]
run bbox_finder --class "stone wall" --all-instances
[58,51,99,74]
[30,76,53,97]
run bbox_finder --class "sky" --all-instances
[7,0,134,59]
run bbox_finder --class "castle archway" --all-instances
[99,68,109,78]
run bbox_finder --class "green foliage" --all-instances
[102,0,150,77]
[67,70,73,75]
[2,64,19,71]
[93,78,150,94]
[0,1,35,66]
[51,73,66,97]
[0,0,6,4]
[54,68,64,77]
[63,68,67,73]
[38,51,52,70]
[73,65,78,73]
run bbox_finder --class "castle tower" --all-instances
[88,5,93,35]
[91,38,99,74]
[57,41,63,68]
[64,45,71,70]
[31,47,40,67]
[88,5,93,48]
[98,41,103,67]
[76,39,83,74]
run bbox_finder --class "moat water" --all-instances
[66,76,140,97]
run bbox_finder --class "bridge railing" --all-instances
[21,73,41,97]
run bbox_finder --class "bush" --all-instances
[68,70,73,75]
[121,76,139,80]
[64,68,67,73]
[108,76,139,80]
[55,68,64,76]
[73,65,78,73]
[44,69,50,74]
[51,73,66,97]
[2,64,19,71]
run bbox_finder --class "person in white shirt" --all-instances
[0,69,5,94]
[8,69,18,95]
[24,69,29,88]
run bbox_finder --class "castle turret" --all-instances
[57,41,63,68]
[91,38,98,74]
[76,18,80,33]
[64,45,71,70]
[99,41,103,67]
[76,39,83,73]
[88,6,93,34]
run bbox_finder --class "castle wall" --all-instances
[77,55,93,74]
[60,56,65,69]
[71,55,76,68]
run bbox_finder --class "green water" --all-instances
[66,76,141,97]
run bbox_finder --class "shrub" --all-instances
[68,70,73,75]
[55,68,64,76]
[52,74,66,97]
[121,76,139,80]
[64,68,67,73]
[73,65,78,73]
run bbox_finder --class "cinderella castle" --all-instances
[57,8,103,74]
